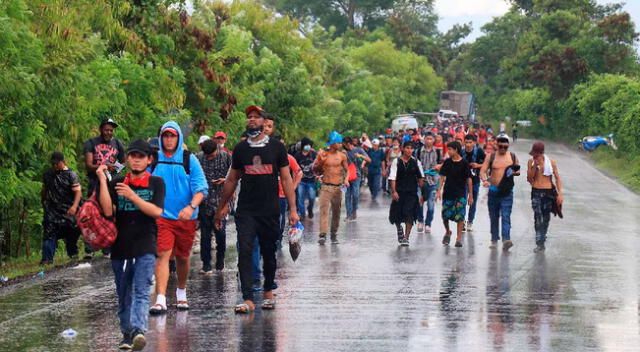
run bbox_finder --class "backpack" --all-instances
[76,193,117,250]
[150,150,191,174]
[489,152,518,196]
[347,162,358,182]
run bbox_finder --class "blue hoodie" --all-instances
[153,121,208,220]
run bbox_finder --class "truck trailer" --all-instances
[439,91,476,120]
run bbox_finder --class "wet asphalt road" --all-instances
[1,140,639,352]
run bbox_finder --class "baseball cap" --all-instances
[372,138,380,145]
[214,131,227,139]
[100,118,118,128]
[245,105,266,117]
[529,142,545,157]
[162,127,179,136]
[50,152,64,163]
[126,139,152,156]
[198,135,211,144]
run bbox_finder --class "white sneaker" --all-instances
[466,222,473,232]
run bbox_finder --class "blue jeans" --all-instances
[297,181,316,217]
[41,221,79,261]
[488,189,513,242]
[419,183,438,226]
[367,172,382,199]
[466,182,480,224]
[111,254,156,334]
[345,178,361,217]
[199,215,226,268]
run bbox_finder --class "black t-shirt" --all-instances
[461,146,486,184]
[42,168,81,224]
[232,139,289,216]
[440,158,472,200]
[83,136,125,179]
[294,151,317,182]
[107,175,165,260]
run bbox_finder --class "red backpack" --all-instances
[76,193,117,250]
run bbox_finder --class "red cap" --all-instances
[162,127,179,136]
[386,128,392,133]
[214,131,227,139]
[245,105,265,116]
[529,142,545,156]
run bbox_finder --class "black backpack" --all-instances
[150,150,191,175]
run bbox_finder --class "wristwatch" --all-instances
[189,202,198,210]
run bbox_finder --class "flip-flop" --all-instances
[234,303,254,314]
[442,235,451,245]
[149,303,167,315]
[262,298,276,310]
[176,300,189,310]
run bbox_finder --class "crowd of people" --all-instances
[39,109,564,350]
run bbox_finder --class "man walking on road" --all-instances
[480,134,520,250]
[40,152,83,265]
[344,137,370,220]
[295,138,317,220]
[461,134,486,232]
[314,131,349,244]
[214,105,298,313]
[198,139,232,273]
[149,121,208,313]
[437,141,473,248]
[417,132,442,233]
[389,141,425,246]
[366,139,385,201]
[527,142,563,253]
[84,118,126,196]
[96,140,165,351]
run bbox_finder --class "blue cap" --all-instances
[326,131,343,146]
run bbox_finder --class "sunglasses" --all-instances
[498,144,509,150]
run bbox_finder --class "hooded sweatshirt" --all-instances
[153,121,208,220]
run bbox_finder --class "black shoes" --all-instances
[308,208,314,219]
[119,333,132,350]
[318,233,327,245]
[330,233,339,244]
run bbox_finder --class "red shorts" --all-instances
[157,218,197,258]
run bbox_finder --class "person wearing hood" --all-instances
[149,121,208,314]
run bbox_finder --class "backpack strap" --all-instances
[151,150,191,175]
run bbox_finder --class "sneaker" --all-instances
[200,264,213,275]
[215,261,224,271]
[503,240,514,251]
[417,222,424,233]
[119,333,132,350]
[352,211,357,221]
[462,222,467,232]
[455,241,463,248]
[488,241,498,249]
[397,227,404,243]
[318,234,327,245]
[425,225,431,233]
[533,245,546,253]
[400,238,410,246]
[308,208,314,219]
[131,330,146,351]
[466,222,474,232]
[330,233,339,244]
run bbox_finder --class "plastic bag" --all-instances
[288,222,304,261]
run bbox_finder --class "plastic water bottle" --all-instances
[61,328,77,339]
[341,185,347,193]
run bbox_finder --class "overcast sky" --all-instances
[436,0,640,45]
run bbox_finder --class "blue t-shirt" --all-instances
[367,148,385,174]
[347,147,367,177]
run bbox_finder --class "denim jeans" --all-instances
[466,182,480,224]
[531,189,554,245]
[235,215,279,301]
[41,221,79,261]
[419,183,438,226]
[488,189,513,242]
[199,215,226,268]
[345,178,361,217]
[297,181,316,217]
[367,172,382,200]
[111,254,156,334]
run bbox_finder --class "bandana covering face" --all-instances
[123,171,150,188]
[247,135,270,148]
[246,126,263,139]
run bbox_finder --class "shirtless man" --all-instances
[314,131,349,245]
[526,142,563,253]
[480,134,520,250]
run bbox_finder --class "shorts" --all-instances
[442,197,467,222]
[157,218,197,257]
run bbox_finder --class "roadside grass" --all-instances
[591,149,640,193]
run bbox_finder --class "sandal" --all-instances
[149,303,167,315]
[234,302,255,314]
[442,233,451,245]
[262,298,276,310]
[176,300,189,310]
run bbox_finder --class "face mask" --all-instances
[245,126,263,139]
[131,169,146,175]
[303,145,311,151]
[219,143,225,148]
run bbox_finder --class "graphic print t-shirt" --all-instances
[232,139,289,216]
[295,151,317,182]
[84,136,125,182]
[107,175,165,260]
